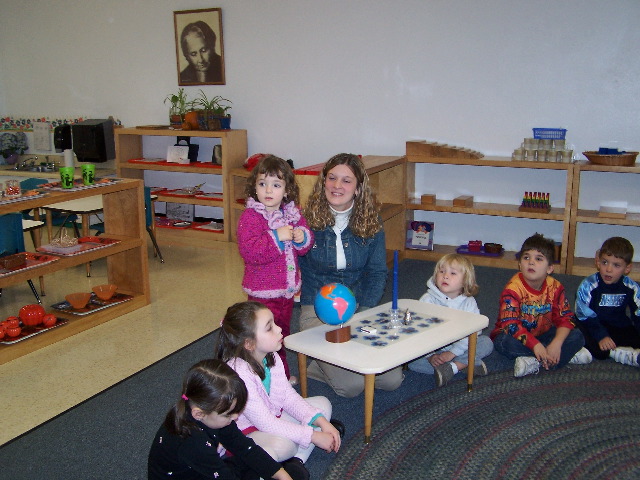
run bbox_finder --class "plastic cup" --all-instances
[81,163,96,186]
[59,166,75,189]
[4,179,22,198]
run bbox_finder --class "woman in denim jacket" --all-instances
[298,153,404,398]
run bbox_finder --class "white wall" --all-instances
[1,0,638,258]
[1,0,639,164]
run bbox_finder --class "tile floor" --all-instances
[0,236,246,445]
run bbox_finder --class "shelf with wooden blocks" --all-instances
[565,161,640,281]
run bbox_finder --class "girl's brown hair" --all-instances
[431,253,479,297]
[244,155,300,206]
[214,301,275,380]
[164,359,247,438]
[303,153,382,238]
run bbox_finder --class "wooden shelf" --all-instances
[0,178,150,364]
[406,199,567,220]
[115,128,247,242]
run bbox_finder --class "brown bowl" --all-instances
[583,151,638,167]
[65,292,92,309]
[92,284,117,301]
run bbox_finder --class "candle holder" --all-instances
[388,308,403,328]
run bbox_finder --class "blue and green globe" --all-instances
[314,283,356,325]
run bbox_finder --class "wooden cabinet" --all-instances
[0,179,150,364]
[229,156,406,260]
[404,140,573,272]
[566,161,640,282]
[114,128,247,242]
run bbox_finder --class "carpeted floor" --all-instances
[324,361,640,480]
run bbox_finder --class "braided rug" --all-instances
[324,361,640,480]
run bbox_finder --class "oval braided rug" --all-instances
[324,362,640,480]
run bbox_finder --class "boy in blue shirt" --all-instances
[575,237,640,367]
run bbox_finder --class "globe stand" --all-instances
[325,325,351,343]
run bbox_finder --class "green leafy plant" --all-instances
[194,89,232,116]
[164,88,192,116]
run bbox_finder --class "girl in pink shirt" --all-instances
[215,301,342,474]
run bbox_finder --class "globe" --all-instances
[314,283,357,326]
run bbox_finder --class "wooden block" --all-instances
[325,325,352,343]
[421,194,436,205]
[598,206,627,219]
[453,195,474,207]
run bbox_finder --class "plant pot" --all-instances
[184,111,200,130]
[197,111,226,131]
[169,114,183,128]
[3,153,19,165]
[219,116,231,130]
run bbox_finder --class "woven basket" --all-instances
[583,151,638,166]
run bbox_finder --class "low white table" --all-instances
[284,299,489,442]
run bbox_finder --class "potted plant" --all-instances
[194,89,232,130]
[164,88,192,128]
[0,131,28,164]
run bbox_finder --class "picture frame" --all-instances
[174,8,225,86]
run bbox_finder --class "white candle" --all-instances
[63,149,74,167]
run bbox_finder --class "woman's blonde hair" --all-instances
[303,153,382,238]
[431,254,479,297]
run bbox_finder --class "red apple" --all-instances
[19,304,46,327]
[0,329,5,340]
[6,326,21,337]
[42,314,57,328]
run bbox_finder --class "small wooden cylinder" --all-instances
[325,325,351,343]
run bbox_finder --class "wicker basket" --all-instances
[582,151,638,167]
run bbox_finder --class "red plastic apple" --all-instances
[5,317,20,328]
[42,314,57,328]
[19,304,46,327]
[6,326,21,337]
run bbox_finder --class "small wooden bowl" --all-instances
[65,292,92,309]
[583,151,638,167]
[92,284,117,301]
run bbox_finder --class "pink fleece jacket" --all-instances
[237,199,313,299]
[228,355,327,448]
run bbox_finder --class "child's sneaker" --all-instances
[514,356,540,377]
[434,362,455,387]
[610,347,640,367]
[474,360,489,376]
[569,347,593,365]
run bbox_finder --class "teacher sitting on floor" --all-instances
[299,153,404,398]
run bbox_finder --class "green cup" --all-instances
[81,163,96,186]
[59,166,75,189]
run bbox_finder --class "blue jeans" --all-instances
[493,327,585,369]
[408,334,494,374]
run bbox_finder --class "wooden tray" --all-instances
[456,245,504,257]
[0,252,60,277]
[36,236,120,256]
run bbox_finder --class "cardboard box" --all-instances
[453,195,474,207]
[406,221,434,250]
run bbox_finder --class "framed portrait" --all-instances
[174,8,225,85]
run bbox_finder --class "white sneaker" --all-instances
[514,356,540,377]
[569,347,593,365]
[610,347,640,367]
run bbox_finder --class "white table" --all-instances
[284,299,489,442]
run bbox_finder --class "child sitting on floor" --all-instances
[408,254,493,386]
[491,233,591,377]
[575,236,640,367]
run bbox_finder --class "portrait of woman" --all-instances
[174,8,225,85]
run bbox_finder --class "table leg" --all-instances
[297,353,308,398]
[45,210,53,242]
[364,374,375,443]
[467,332,478,392]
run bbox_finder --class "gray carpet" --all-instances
[324,361,640,479]
[0,260,590,479]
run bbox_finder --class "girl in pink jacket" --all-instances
[215,302,342,474]
[237,155,313,382]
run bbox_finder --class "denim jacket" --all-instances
[299,224,387,309]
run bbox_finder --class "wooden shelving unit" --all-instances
[229,155,406,261]
[566,161,640,281]
[114,128,247,242]
[0,178,150,364]
[404,140,573,272]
